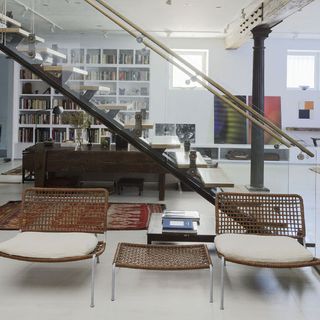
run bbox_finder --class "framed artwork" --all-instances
[176,124,196,143]
[248,96,282,144]
[214,95,247,144]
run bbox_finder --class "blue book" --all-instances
[162,218,194,230]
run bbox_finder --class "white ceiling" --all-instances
[5,0,320,39]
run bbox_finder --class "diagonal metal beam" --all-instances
[0,41,217,205]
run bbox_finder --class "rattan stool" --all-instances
[111,242,213,302]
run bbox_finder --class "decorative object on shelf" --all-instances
[184,140,191,152]
[61,112,92,150]
[100,136,110,149]
[176,124,196,143]
[52,105,64,115]
[299,85,310,91]
[22,82,32,94]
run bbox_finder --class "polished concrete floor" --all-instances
[0,159,319,320]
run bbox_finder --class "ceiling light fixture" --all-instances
[166,0,172,5]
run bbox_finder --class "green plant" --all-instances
[61,112,92,129]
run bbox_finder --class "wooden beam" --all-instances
[225,0,315,49]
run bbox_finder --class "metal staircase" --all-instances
[0,2,314,206]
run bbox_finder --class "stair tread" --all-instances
[38,48,67,59]
[43,66,88,75]
[173,151,208,168]
[197,167,234,188]
[0,13,21,27]
[0,27,29,37]
[0,28,44,42]
[78,85,110,92]
[219,184,248,193]
[149,135,181,149]
[96,104,129,110]
[124,120,154,129]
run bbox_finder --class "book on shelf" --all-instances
[162,218,198,234]
[162,210,200,222]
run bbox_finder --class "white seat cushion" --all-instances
[215,234,313,264]
[0,232,99,259]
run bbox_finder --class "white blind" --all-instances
[287,55,315,88]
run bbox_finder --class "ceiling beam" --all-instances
[225,0,315,49]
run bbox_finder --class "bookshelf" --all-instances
[14,47,151,158]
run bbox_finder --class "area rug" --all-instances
[0,201,165,231]
[1,166,23,176]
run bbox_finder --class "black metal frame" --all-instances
[0,41,216,204]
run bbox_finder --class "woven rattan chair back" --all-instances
[215,193,305,240]
[20,188,108,234]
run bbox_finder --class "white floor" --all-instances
[0,160,319,320]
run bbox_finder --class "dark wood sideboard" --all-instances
[23,143,167,200]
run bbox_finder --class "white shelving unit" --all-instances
[13,47,151,158]
[193,144,290,163]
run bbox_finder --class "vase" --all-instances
[74,128,83,150]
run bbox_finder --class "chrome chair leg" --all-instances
[90,254,96,308]
[220,257,225,310]
[209,264,213,303]
[111,263,116,301]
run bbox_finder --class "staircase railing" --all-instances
[85,0,314,158]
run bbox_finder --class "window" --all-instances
[286,51,319,89]
[170,49,208,89]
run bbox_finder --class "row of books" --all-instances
[118,70,150,81]
[20,69,39,80]
[52,99,81,110]
[20,98,50,110]
[19,113,50,125]
[162,211,199,234]
[87,70,117,81]
[35,128,50,143]
[18,128,33,143]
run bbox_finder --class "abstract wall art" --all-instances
[214,95,247,144]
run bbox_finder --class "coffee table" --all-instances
[147,212,215,244]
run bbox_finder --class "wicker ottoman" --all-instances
[111,242,213,302]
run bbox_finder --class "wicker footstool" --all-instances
[111,242,213,302]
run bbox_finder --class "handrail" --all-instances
[84,0,290,148]
[85,0,314,158]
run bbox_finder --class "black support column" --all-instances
[249,26,272,191]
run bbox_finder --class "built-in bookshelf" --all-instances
[14,47,151,158]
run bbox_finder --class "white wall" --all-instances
[0,55,15,157]
[16,33,320,149]
[150,36,320,146]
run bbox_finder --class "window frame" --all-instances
[169,49,209,90]
[286,50,319,90]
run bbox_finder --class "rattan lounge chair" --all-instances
[0,187,108,307]
[215,192,320,310]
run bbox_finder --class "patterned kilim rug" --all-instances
[1,166,23,175]
[0,201,165,231]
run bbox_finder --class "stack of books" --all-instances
[162,210,199,234]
